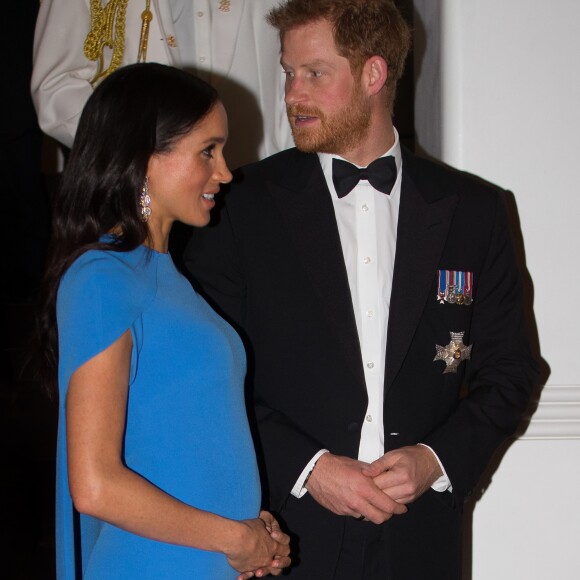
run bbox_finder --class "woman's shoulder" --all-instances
[65,244,155,284]
[58,246,158,319]
[56,246,160,388]
[67,244,150,278]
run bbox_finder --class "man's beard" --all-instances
[287,85,371,156]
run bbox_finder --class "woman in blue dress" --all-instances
[37,63,291,579]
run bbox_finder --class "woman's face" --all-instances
[146,102,232,236]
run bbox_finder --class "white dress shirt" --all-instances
[323,133,402,464]
[291,129,450,497]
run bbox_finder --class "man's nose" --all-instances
[285,77,306,106]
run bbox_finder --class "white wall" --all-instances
[414,1,580,578]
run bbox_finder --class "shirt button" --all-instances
[199,56,206,63]
[367,362,375,369]
[196,11,204,17]
[366,415,373,422]
[362,204,369,212]
[363,256,371,264]
[366,309,374,317]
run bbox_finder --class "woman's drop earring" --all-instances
[139,176,152,222]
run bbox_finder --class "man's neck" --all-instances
[338,117,396,167]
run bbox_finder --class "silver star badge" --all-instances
[433,331,472,374]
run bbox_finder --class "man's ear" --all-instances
[362,56,388,97]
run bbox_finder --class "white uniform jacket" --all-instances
[31,0,292,167]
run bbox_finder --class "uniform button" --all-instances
[366,309,374,318]
[196,11,204,17]
[366,415,373,422]
[362,204,369,212]
[363,256,371,264]
[366,362,375,369]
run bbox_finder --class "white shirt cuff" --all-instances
[417,443,453,492]
[290,449,329,498]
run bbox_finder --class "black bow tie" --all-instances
[332,156,397,198]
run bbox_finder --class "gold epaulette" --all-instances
[84,0,153,86]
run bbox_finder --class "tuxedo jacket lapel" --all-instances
[386,165,458,390]
[268,153,366,393]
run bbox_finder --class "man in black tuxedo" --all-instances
[185,1,536,578]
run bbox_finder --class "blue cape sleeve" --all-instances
[57,249,156,394]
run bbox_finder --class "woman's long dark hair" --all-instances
[37,63,219,395]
